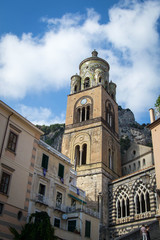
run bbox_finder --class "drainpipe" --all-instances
[0,113,13,159]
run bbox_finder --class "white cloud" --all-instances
[16,104,65,125]
[0,1,160,122]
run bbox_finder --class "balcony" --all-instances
[55,202,66,212]
[69,185,85,198]
[35,194,48,206]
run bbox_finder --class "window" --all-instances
[0,203,4,214]
[38,183,45,202]
[54,218,60,228]
[135,186,150,214]
[74,85,77,93]
[85,220,91,238]
[138,161,141,169]
[56,192,62,208]
[133,150,136,155]
[116,191,130,219]
[74,145,80,168]
[84,78,90,89]
[68,220,77,232]
[71,198,76,207]
[109,149,114,170]
[39,183,45,196]
[0,172,10,194]
[58,164,64,179]
[41,154,49,170]
[133,163,136,170]
[106,101,115,131]
[143,158,146,166]
[7,131,18,152]
[82,144,87,165]
[17,211,23,221]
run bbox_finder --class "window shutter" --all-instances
[58,164,64,178]
[85,220,91,237]
[41,154,49,170]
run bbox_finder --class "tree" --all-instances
[10,211,57,240]
[155,95,160,112]
[155,95,160,118]
[120,136,131,154]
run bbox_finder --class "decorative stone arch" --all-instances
[105,100,115,131]
[112,185,130,223]
[73,96,93,124]
[70,132,91,169]
[132,175,156,216]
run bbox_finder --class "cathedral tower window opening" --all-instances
[84,77,90,89]
[109,149,114,170]
[82,144,87,164]
[74,143,88,169]
[76,105,90,123]
[116,191,130,219]
[74,85,77,93]
[106,101,115,131]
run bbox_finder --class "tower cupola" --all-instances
[78,51,110,91]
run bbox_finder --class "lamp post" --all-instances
[141,173,160,195]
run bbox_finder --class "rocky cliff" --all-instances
[37,107,152,152]
[118,106,152,147]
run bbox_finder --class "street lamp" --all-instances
[141,173,160,196]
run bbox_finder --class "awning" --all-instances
[68,194,87,204]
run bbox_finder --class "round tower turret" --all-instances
[79,51,110,90]
[109,81,116,101]
[70,74,81,94]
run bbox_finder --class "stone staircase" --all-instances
[115,220,160,240]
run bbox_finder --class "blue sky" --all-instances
[0,0,160,125]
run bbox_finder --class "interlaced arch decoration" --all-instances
[116,190,130,218]
[113,185,130,220]
[134,184,150,214]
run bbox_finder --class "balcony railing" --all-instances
[69,185,85,198]
[35,194,48,205]
[55,202,66,212]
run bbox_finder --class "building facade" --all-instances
[0,101,43,240]
[29,140,99,240]
[148,109,160,222]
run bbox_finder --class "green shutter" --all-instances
[58,164,64,178]
[85,220,91,238]
[41,154,49,170]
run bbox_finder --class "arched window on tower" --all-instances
[86,106,90,120]
[74,85,77,93]
[76,105,91,123]
[106,101,115,131]
[82,107,85,121]
[77,108,81,122]
[109,149,114,170]
[84,78,90,89]
[82,144,87,165]
[74,145,80,170]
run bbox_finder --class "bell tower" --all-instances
[61,51,121,239]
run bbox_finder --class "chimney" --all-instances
[149,108,155,123]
